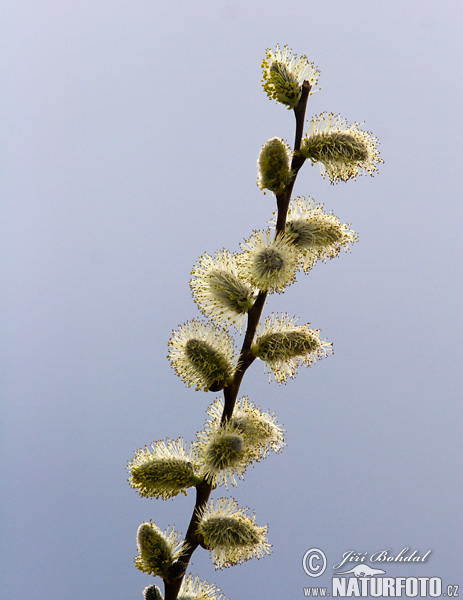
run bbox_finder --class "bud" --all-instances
[135,522,182,577]
[128,438,200,500]
[257,137,292,195]
[252,313,332,383]
[300,112,383,183]
[178,574,225,600]
[201,429,244,485]
[190,249,257,332]
[237,230,299,293]
[194,422,245,488]
[204,397,285,465]
[168,319,237,391]
[284,196,358,272]
[262,44,320,109]
[197,498,271,569]
[143,585,163,600]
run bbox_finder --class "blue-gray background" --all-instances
[2,1,462,598]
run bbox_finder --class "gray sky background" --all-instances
[2,1,462,598]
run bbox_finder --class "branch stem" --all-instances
[163,80,311,600]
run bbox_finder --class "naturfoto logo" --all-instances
[302,548,459,598]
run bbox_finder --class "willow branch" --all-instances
[163,80,312,600]
[275,80,311,234]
